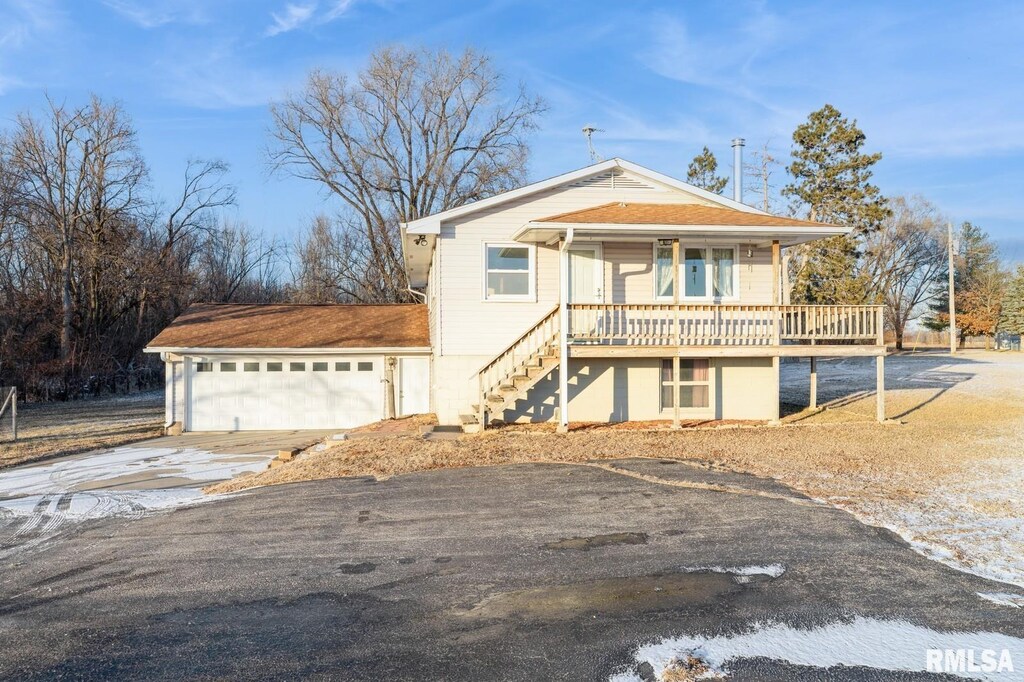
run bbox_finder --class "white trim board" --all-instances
[401,158,768,235]
[145,346,432,355]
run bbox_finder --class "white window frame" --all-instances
[482,241,536,302]
[659,358,713,412]
[653,243,740,302]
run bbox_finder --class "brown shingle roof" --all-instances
[147,304,429,350]
[536,202,841,228]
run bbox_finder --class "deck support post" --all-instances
[771,240,781,305]
[672,239,680,429]
[809,357,818,410]
[557,229,573,433]
[876,354,885,423]
[770,355,781,425]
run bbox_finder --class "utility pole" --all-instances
[948,221,957,355]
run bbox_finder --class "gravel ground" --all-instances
[209,350,1024,588]
[0,391,164,469]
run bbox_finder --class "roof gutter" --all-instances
[144,346,433,355]
[513,222,850,241]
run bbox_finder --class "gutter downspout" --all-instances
[558,228,574,433]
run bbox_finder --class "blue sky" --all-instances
[1,0,1021,262]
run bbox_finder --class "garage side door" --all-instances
[189,356,383,431]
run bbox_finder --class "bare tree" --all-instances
[289,214,343,303]
[743,141,781,213]
[10,95,148,361]
[861,195,946,349]
[195,220,281,303]
[268,45,545,301]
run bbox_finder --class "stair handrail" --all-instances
[476,304,560,419]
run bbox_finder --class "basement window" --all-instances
[220,362,236,372]
[484,243,534,301]
[357,361,373,372]
[661,359,710,409]
[195,362,213,372]
[312,362,328,372]
[335,362,351,372]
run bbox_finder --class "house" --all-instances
[146,157,887,433]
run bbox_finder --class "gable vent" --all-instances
[569,169,658,190]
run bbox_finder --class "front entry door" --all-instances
[568,245,604,303]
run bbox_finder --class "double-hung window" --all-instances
[484,243,534,301]
[654,245,737,300]
[661,359,710,409]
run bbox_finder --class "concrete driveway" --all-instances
[1,458,1022,680]
[0,431,331,559]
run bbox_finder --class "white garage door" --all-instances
[188,356,383,431]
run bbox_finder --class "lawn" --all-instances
[208,351,1024,588]
[0,391,164,469]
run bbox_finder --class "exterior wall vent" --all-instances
[569,169,658,190]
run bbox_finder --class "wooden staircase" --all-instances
[460,305,560,433]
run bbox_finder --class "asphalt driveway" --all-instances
[1,459,1022,680]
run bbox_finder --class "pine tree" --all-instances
[686,146,729,194]
[783,104,889,304]
[999,265,1024,334]
[923,222,1000,332]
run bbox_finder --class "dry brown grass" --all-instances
[207,352,1024,517]
[0,393,163,469]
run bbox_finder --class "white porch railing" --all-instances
[567,304,884,346]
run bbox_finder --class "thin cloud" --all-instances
[265,2,319,37]
[322,0,356,22]
[102,0,209,29]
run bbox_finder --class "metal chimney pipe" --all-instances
[731,138,745,203]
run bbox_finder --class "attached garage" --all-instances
[146,304,430,433]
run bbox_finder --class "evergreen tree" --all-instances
[686,146,729,194]
[998,265,1024,334]
[783,104,889,304]
[923,222,1000,332]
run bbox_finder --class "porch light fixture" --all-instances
[414,235,428,247]
[746,246,753,258]
[658,238,673,246]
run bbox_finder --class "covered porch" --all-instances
[513,202,889,430]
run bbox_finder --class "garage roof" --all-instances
[146,303,430,351]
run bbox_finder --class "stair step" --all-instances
[459,413,479,425]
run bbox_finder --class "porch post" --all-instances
[557,229,573,433]
[771,240,782,349]
[672,238,680,429]
[771,240,781,305]
[809,356,818,410]
[770,355,781,425]
[876,354,885,423]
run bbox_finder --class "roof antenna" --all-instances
[582,125,604,163]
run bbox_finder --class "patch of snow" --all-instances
[0,445,271,550]
[979,593,1024,609]
[846,456,1024,588]
[0,489,207,520]
[681,564,786,579]
[0,446,270,498]
[616,617,1024,681]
